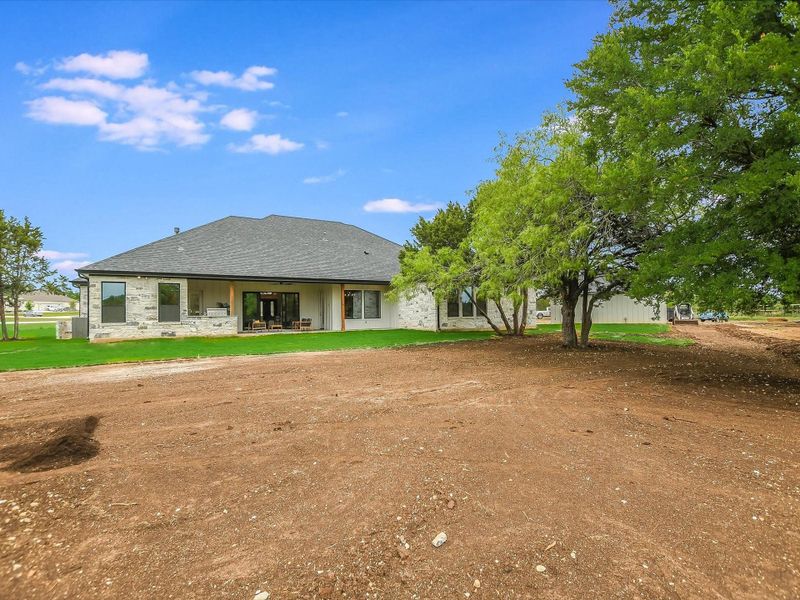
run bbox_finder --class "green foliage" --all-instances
[0,210,66,340]
[568,0,800,309]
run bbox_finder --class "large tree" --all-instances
[568,0,800,310]
[473,114,651,347]
[0,211,64,340]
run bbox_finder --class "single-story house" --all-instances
[13,292,75,312]
[75,215,535,341]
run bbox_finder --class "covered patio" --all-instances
[186,278,397,334]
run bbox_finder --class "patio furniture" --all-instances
[251,320,267,331]
[268,320,282,331]
[300,318,312,331]
[291,320,301,330]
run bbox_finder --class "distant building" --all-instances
[16,292,76,312]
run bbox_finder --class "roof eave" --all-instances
[76,268,393,286]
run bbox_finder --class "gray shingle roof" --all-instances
[78,215,402,284]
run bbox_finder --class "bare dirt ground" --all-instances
[1,326,799,600]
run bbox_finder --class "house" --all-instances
[550,294,667,324]
[14,292,75,312]
[75,215,535,341]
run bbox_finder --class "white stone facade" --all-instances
[87,275,237,341]
[396,287,438,330]
[83,274,537,341]
[438,289,538,331]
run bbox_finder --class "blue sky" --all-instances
[0,0,612,277]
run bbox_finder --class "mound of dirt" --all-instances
[1,416,99,473]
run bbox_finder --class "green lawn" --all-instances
[529,322,693,346]
[0,324,492,372]
[0,321,691,373]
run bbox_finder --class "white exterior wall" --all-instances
[550,294,667,324]
[396,287,438,331]
[438,289,538,331]
[87,275,237,341]
[342,283,399,330]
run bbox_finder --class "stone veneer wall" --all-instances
[87,275,237,341]
[438,289,538,331]
[396,287,438,330]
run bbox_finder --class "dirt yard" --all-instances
[1,325,799,599]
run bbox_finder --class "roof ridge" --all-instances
[263,214,401,248]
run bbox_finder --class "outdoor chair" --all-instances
[300,318,312,331]
[251,320,266,331]
[268,320,282,331]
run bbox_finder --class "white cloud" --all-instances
[315,140,330,150]
[228,133,303,155]
[15,61,48,77]
[38,250,89,260]
[268,100,290,108]
[363,198,441,213]
[53,259,91,274]
[26,96,107,126]
[38,251,91,275]
[42,77,124,99]
[220,108,259,131]
[58,50,149,79]
[303,169,346,184]
[35,78,209,148]
[191,65,276,91]
[336,111,349,118]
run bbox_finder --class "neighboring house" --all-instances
[14,292,75,312]
[550,294,667,324]
[75,215,534,341]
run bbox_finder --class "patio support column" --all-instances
[340,283,346,332]
[229,282,235,316]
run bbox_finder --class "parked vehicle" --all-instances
[536,307,551,319]
[23,310,44,317]
[699,310,729,322]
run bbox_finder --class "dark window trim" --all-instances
[158,282,181,323]
[101,281,126,324]
[344,289,362,320]
[447,287,486,319]
[363,290,381,319]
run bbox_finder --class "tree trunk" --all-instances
[494,299,513,334]
[512,300,520,336]
[518,288,529,335]
[12,297,19,340]
[580,288,592,347]
[561,301,578,348]
[0,284,8,341]
[560,278,580,348]
[465,290,504,336]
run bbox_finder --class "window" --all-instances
[158,283,181,322]
[101,282,126,323]
[364,291,381,319]
[446,287,485,318]
[344,290,362,319]
[461,289,474,317]
[447,296,460,318]
[476,296,487,316]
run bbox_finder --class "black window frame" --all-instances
[344,290,363,319]
[363,290,381,319]
[158,282,181,323]
[446,287,486,318]
[101,281,126,324]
